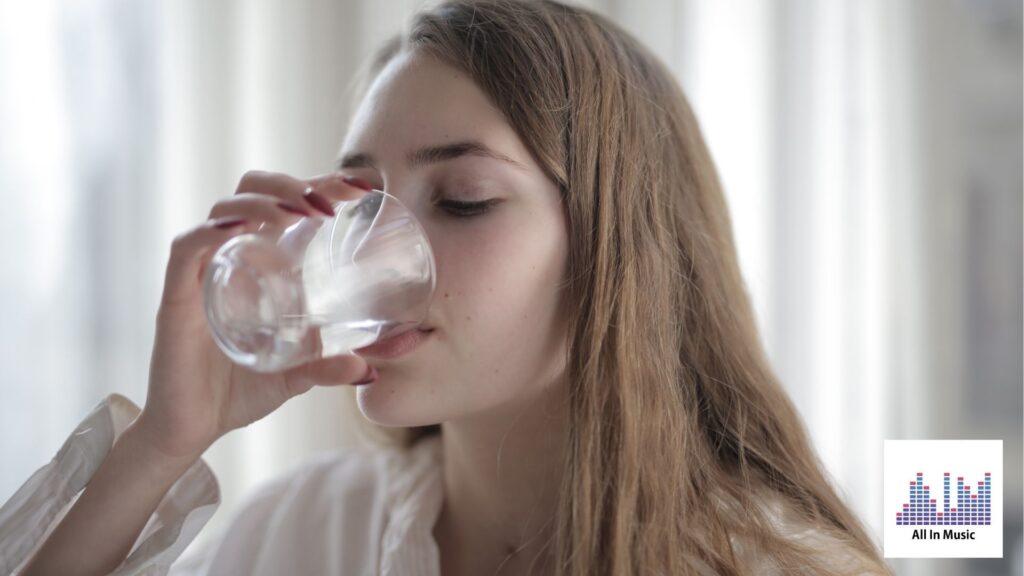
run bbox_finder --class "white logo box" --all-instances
[883,440,1003,558]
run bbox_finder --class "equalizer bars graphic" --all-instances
[896,472,991,526]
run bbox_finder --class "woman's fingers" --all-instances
[233,170,372,218]
[235,170,304,197]
[160,217,254,311]
[235,170,334,216]
[208,192,320,223]
[282,353,373,390]
[306,172,375,204]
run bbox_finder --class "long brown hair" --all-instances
[340,1,891,574]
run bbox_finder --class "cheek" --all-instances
[432,210,567,377]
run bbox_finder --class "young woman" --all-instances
[6,1,891,574]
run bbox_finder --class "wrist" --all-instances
[117,417,208,479]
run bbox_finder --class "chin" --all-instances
[355,378,442,428]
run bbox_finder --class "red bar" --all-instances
[910,481,916,485]
[944,472,950,476]
[958,477,963,480]
[931,499,936,503]
[985,472,990,476]
[924,486,929,489]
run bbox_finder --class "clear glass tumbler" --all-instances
[202,189,436,372]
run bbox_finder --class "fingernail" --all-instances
[341,176,375,191]
[302,190,336,217]
[353,365,378,385]
[213,217,248,229]
[277,202,312,217]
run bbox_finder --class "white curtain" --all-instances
[0,0,166,522]
[1,2,1019,574]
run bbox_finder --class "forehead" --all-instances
[341,51,527,165]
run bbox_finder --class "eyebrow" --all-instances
[336,140,526,171]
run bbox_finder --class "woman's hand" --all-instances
[135,171,375,460]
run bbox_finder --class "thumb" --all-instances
[283,354,373,389]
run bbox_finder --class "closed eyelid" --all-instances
[440,176,507,197]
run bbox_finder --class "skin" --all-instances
[340,50,571,575]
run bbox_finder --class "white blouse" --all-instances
[0,393,444,576]
[0,394,885,576]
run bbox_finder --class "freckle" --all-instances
[444,292,450,298]
[465,315,471,321]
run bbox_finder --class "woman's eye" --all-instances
[437,198,496,218]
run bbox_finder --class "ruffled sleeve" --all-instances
[0,393,220,576]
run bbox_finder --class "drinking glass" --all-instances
[202,189,436,372]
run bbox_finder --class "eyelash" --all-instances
[352,191,495,219]
[436,198,495,218]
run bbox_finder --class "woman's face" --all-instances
[339,50,569,427]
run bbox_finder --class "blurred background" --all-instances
[0,1,1020,574]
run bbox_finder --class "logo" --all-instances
[883,440,1002,558]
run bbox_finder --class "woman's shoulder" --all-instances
[190,436,443,574]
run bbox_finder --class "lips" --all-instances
[353,328,434,360]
